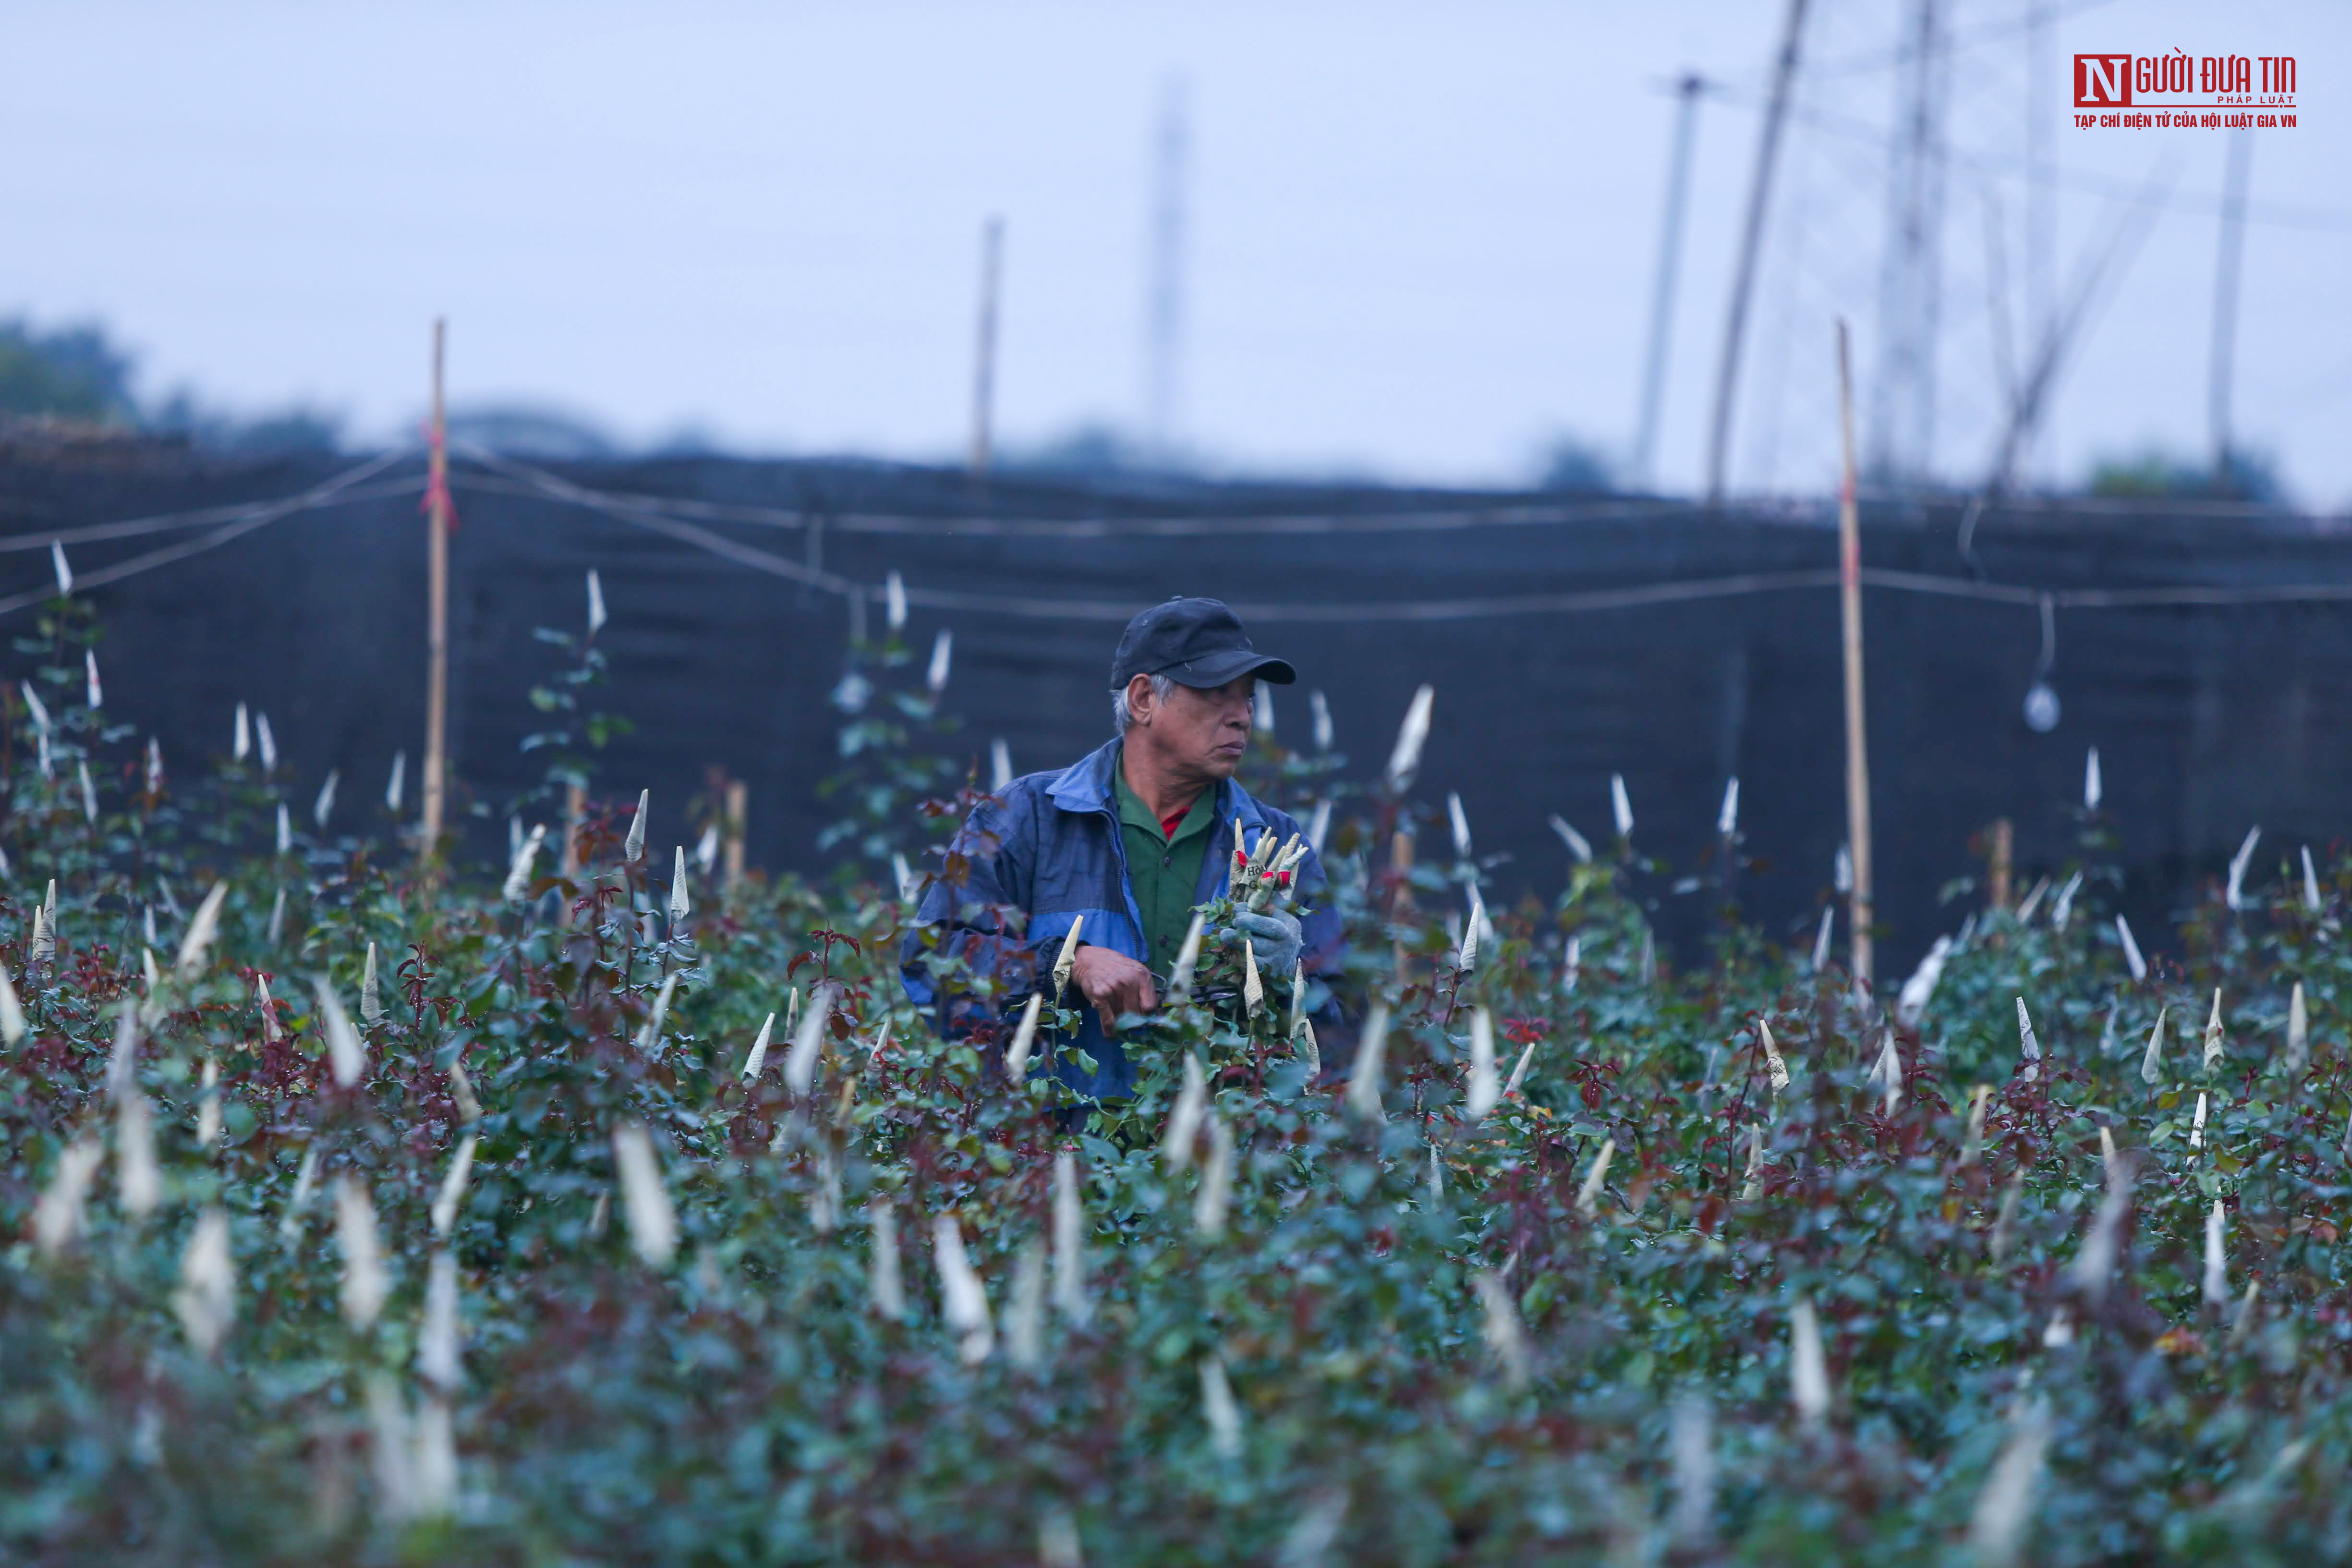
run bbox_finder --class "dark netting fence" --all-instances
[5,438,2350,979]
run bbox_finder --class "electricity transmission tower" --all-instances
[1730,0,2058,497]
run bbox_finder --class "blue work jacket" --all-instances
[898,736,1351,1100]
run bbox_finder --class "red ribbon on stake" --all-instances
[420,418,460,533]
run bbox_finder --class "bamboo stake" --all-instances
[421,319,451,858]
[1389,829,1415,985]
[1988,817,2013,912]
[723,778,748,893]
[560,781,585,879]
[1835,320,1873,987]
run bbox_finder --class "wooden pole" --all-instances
[969,216,1003,478]
[422,318,450,857]
[1704,0,1809,504]
[723,778,748,893]
[1834,319,1873,986]
[1988,816,2013,911]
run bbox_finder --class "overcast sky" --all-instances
[5,0,2346,502]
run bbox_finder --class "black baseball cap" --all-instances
[1110,597,1297,690]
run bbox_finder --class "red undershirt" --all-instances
[1157,807,1188,840]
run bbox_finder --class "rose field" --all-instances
[5,602,2352,1566]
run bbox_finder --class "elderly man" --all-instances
[899,597,1351,1102]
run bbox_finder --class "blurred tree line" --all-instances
[2087,447,2282,505]
[0,313,2294,500]
[0,320,138,425]
[0,316,342,456]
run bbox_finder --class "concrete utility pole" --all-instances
[969,216,1003,477]
[1144,78,1188,464]
[1705,0,1809,505]
[1632,73,1706,492]
[2208,127,2254,486]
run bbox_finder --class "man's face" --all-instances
[1134,674,1257,780]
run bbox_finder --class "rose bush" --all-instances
[3,607,2350,1564]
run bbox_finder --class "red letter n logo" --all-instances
[2075,54,2133,106]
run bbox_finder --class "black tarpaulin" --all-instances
[5,439,2350,978]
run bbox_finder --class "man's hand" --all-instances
[1069,944,1157,1033]
[1231,910,1303,975]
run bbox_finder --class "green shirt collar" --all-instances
[1114,758,1217,845]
